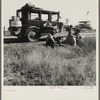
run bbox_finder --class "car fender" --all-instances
[24,26,40,36]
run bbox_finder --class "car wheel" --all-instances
[27,30,37,42]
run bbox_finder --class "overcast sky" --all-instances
[3,0,97,30]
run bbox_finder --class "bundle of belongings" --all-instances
[21,2,35,11]
[21,2,43,11]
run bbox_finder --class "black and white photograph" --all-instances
[3,0,97,87]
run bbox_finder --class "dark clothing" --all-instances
[73,28,81,40]
[46,34,55,48]
[46,39,54,48]
[67,26,76,46]
[67,27,72,35]
[46,34,61,48]
[54,37,61,46]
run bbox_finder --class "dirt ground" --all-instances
[4,30,96,44]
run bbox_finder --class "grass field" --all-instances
[4,37,96,86]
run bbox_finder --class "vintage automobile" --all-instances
[74,21,95,32]
[8,3,63,42]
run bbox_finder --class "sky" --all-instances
[3,0,97,30]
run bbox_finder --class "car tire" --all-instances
[26,29,38,42]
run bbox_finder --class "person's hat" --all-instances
[70,25,73,28]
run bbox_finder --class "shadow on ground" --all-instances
[4,37,46,44]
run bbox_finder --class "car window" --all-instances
[31,13,39,20]
[41,14,48,21]
[52,14,57,21]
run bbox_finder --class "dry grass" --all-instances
[4,37,96,85]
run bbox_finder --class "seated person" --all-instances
[66,25,77,46]
[46,29,61,48]
[73,27,81,40]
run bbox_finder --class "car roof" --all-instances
[17,7,59,14]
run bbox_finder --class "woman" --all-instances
[66,25,76,46]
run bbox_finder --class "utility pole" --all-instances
[65,18,69,24]
[86,11,89,21]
